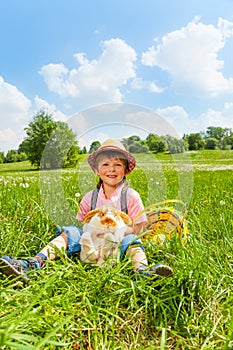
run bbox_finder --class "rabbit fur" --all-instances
[80,206,132,265]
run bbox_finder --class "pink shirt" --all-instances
[77,183,147,224]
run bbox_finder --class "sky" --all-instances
[1,0,233,153]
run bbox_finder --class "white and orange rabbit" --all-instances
[80,206,132,265]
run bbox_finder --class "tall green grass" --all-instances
[0,151,232,349]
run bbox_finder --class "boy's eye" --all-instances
[101,163,122,167]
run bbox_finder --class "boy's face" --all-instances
[95,156,126,187]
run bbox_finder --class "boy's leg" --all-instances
[38,231,68,260]
[128,245,174,277]
[121,234,174,277]
[127,246,148,271]
[0,228,78,281]
[0,232,68,281]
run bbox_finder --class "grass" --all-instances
[0,150,233,349]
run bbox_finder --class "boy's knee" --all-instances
[120,234,144,258]
[55,225,82,256]
[59,231,68,241]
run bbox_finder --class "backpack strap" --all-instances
[91,188,99,210]
[90,186,128,213]
[120,186,128,214]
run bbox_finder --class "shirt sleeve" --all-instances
[76,191,92,221]
[127,188,147,224]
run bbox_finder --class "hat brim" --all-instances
[87,146,136,174]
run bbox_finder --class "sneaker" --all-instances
[137,264,174,277]
[0,256,41,282]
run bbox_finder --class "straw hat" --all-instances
[87,138,136,174]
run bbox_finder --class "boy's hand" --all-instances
[126,222,146,235]
[124,227,133,235]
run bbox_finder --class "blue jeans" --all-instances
[55,225,144,258]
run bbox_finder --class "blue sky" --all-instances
[1,0,233,152]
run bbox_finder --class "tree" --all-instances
[17,152,28,162]
[80,146,87,154]
[4,149,27,163]
[186,133,205,150]
[5,150,18,163]
[204,126,231,149]
[22,111,57,167]
[122,135,141,149]
[89,141,101,153]
[205,138,218,150]
[18,139,30,156]
[165,135,186,154]
[122,136,149,153]
[63,145,80,168]
[145,133,167,153]
[0,152,4,164]
[205,126,228,140]
[127,141,149,153]
[21,110,79,168]
[222,131,233,149]
[40,121,80,169]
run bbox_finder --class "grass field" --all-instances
[0,150,233,349]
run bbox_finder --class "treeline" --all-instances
[1,111,233,168]
[88,127,233,157]
[125,127,233,153]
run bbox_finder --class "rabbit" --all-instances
[79,206,132,265]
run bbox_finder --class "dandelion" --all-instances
[20,183,29,188]
[75,192,81,197]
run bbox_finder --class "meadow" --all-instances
[0,150,232,350]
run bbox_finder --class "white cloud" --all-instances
[218,17,233,38]
[0,76,72,153]
[125,110,179,137]
[0,128,21,153]
[39,64,78,98]
[78,131,110,150]
[131,77,163,93]
[0,76,32,152]
[156,106,189,137]
[67,112,90,140]
[39,38,137,105]
[199,102,233,130]
[0,76,31,126]
[34,96,67,122]
[142,17,233,96]
[157,103,233,136]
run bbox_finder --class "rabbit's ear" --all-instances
[83,209,101,223]
[118,211,132,226]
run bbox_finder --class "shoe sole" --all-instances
[154,265,174,277]
[0,258,30,282]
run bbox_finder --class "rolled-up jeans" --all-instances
[55,226,144,258]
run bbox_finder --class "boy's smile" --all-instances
[95,157,126,188]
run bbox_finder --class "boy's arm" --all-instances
[76,193,92,221]
[125,221,146,235]
[132,222,146,235]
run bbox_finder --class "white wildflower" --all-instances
[20,183,29,188]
